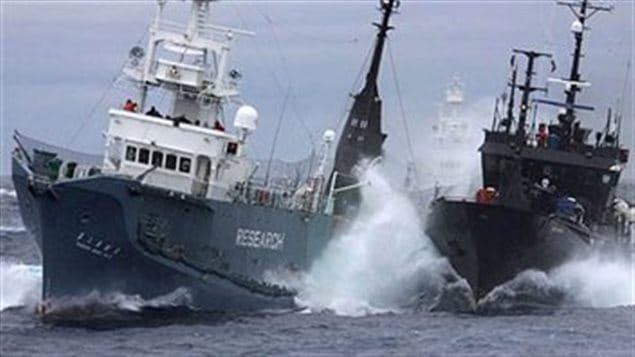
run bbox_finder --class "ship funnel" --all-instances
[234,105,258,141]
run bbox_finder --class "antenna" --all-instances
[491,96,500,131]
[511,49,552,144]
[264,89,290,188]
[505,59,518,135]
[556,0,612,141]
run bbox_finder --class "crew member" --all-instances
[145,106,162,118]
[532,177,556,213]
[476,187,496,204]
[213,120,225,132]
[536,123,548,148]
[123,99,136,112]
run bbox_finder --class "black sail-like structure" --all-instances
[331,0,399,216]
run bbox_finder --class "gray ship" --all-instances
[11,0,399,314]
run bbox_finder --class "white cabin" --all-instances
[102,109,253,201]
[100,0,258,202]
[97,0,334,211]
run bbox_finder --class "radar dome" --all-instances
[570,20,583,34]
[234,105,258,132]
[322,129,336,143]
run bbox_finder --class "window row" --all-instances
[350,117,369,129]
[125,145,191,174]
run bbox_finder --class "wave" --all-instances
[0,188,17,199]
[0,259,42,311]
[549,252,634,308]
[293,165,452,316]
[476,252,634,313]
[0,225,26,233]
[42,287,193,318]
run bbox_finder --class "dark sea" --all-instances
[1,179,634,357]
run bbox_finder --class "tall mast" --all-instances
[556,0,612,140]
[329,0,399,216]
[505,64,518,135]
[512,49,551,143]
[332,0,399,178]
[365,0,396,90]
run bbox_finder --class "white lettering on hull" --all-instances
[235,228,285,251]
[75,232,122,259]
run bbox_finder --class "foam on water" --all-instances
[0,225,26,233]
[478,252,635,312]
[295,166,450,316]
[0,257,192,317]
[0,188,17,199]
[43,287,193,318]
[550,253,634,307]
[0,259,42,311]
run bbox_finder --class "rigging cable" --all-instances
[332,38,375,131]
[256,8,316,151]
[66,19,149,148]
[231,5,317,178]
[387,39,420,183]
[65,74,120,148]
[264,87,291,187]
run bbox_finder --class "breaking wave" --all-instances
[0,258,195,327]
[37,288,204,329]
[549,253,634,307]
[477,270,568,314]
[0,188,17,199]
[477,252,634,313]
[295,166,452,316]
[0,259,42,311]
[0,225,26,233]
[42,287,193,317]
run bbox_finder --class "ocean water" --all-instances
[1,177,634,357]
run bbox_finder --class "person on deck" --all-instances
[123,99,136,112]
[536,123,548,148]
[213,120,225,132]
[145,106,162,118]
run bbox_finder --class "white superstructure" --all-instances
[427,76,474,190]
[97,0,334,211]
[101,0,258,202]
[432,76,468,145]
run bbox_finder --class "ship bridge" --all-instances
[103,109,253,201]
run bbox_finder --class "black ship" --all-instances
[424,0,632,299]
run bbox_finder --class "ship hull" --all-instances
[12,157,333,313]
[424,198,592,299]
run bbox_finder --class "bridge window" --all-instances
[360,120,368,129]
[138,148,150,164]
[227,142,238,155]
[125,146,137,161]
[179,157,191,173]
[165,154,177,170]
[152,151,164,167]
[351,118,359,127]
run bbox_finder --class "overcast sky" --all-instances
[1,0,633,179]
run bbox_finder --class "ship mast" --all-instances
[329,0,399,215]
[512,49,551,143]
[556,0,612,141]
[332,0,398,178]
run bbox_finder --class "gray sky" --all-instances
[2,0,633,179]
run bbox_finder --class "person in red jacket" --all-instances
[536,123,548,148]
[123,99,137,112]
